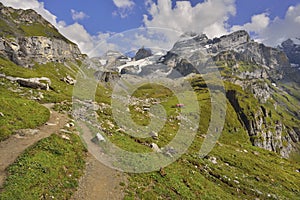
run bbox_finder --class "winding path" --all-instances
[0,104,127,199]
[0,104,68,187]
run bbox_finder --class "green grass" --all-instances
[20,23,67,41]
[0,133,87,200]
[0,57,79,103]
[0,97,49,141]
[0,9,71,43]
[92,76,300,199]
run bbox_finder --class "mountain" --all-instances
[279,38,300,68]
[0,3,299,200]
[107,30,300,158]
[278,38,300,85]
[0,3,83,67]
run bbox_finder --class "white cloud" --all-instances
[71,9,89,21]
[231,13,270,34]
[231,5,300,46]
[112,0,135,9]
[112,0,135,18]
[261,5,300,45]
[143,0,236,38]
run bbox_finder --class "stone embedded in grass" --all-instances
[91,133,106,144]
[208,156,218,164]
[150,143,161,153]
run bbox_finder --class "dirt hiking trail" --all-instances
[0,104,68,187]
[0,103,127,199]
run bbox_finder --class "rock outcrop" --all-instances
[226,89,299,158]
[134,47,152,61]
[0,37,82,67]
[163,30,290,76]
[0,3,83,67]
[0,73,51,90]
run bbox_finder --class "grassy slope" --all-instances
[0,57,87,199]
[0,8,71,43]
[0,133,87,200]
[0,55,299,199]
[0,57,79,103]
[94,78,300,199]
[0,58,80,140]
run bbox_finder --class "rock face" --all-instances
[163,30,290,75]
[0,37,82,67]
[0,3,83,67]
[226,89,299,158]
[134,47,152,61]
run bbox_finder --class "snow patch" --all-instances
[99,59,107,65]
[291,38,300,45]
[117,57,154,73]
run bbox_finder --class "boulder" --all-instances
[16,77,51,90]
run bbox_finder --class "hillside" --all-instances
[0,3,299,200]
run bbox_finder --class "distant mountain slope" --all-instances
[104,30,300,158]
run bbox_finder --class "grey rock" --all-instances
[0,36,82,67]
[61,75,76,85]
[134,47,152,61]
[150,143,161,153]
[208,156,218,164]
[91,133,106,143]
[16,77,51,90]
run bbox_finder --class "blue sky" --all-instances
[39,0,300,35]
[1,0,300,56]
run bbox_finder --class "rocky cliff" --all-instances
[163,30,290,75]
[0,3,83,67]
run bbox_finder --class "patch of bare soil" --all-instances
[71,154,127,200]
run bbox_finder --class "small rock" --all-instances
[65,122,75,128]
[209,156,218,164]
[61,75,76,85]
[61,135,70,140]
[151,143,161,153]
[106,120,115,129]
[234,180,240,184]
[60,129,72,134]
[45,122,57,126]
[255,176,260,181]
[0,112,4,117]
[91,133,106,144]
[253,151,260,155]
